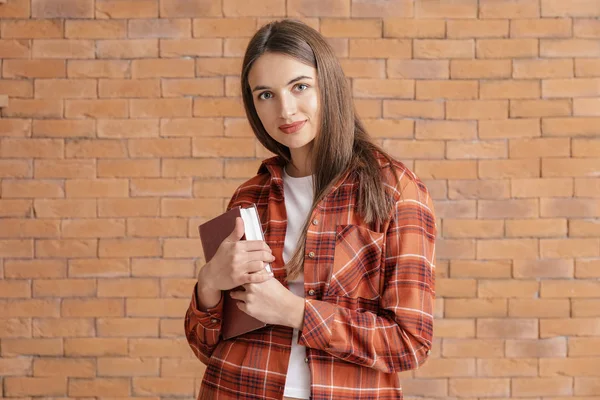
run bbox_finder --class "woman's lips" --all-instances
[278,120,306,134]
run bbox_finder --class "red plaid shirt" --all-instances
[185,151,436,400]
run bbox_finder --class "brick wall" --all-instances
[0,0,599,398]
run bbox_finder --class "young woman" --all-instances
[185,19,436,400]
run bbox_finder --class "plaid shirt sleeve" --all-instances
[184,285,224,365]
[298,177,436,373]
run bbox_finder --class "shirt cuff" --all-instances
[297,299,336,350]
[190,282,224,329]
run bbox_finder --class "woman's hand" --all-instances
[199,217,275,292]
[196,217,275,310]
[229,278,305,329]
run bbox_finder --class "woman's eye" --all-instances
[295,83,308,91]
[258,92,272,100]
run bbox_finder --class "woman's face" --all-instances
[247,52,320,160]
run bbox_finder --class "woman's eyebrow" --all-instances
[252,75,313,92]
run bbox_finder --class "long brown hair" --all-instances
[241,19,399,280]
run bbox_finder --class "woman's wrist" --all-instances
[286,294,305,330]
[196,266,221,310]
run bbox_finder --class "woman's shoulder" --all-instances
[227,157,281,207]
[373,150,430,201]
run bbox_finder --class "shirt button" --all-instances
[312,219,318,225]
[210,318,218,324]
[308,289,315,296]
[308,251,315,258]
[304,357,309,363]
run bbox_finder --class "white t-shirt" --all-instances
[282,166,313,400]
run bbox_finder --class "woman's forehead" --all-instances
[248,53,317,86]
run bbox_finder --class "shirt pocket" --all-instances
[326,224,385,300]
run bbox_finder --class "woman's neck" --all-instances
[287,147,312,177]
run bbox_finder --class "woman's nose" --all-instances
[279,92,297,118]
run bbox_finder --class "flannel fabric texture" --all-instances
[185,151,437,400]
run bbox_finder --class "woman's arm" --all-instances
[298,178,436,373]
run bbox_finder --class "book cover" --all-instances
[198,205,269,340]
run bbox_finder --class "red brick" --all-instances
[506,219,567,238]
[62,299,124,317]
[506,337,567,358]
[163,236,214,256]
[387,60,448,80]
[0,218,59,239]
[3,98,62,118]
[416,160,478,179]
[435,238,476,259]
[0,280,31,298]
[32,0,94,18]
[99,238,161,258]
[414,358,476,378]
[416,120,477,140]
[3,59,66,78]
[160,0,221,17]
[129,338,192,357]
[98,357,159,377]
[0,118,31,138]
[162,159,223,178]
[161,278,196,297]
[133,59,195,79]
[383,101,444,120]
[97,318,159,337]
[161,118,223,137]
[4,377,67,397]
[417,80,478,100]
[384,19,445,38]
[349,39,411,58]
[0,318,31,338]
[133,377,195,396]
[542,0,600,17]
[65,20,127,38]
[98,160,160,178]
[541,238,600,258]
[33,318,94,337]
[0,240,33,258]
[435,319,476,338]
[477,39,538,58]
[131,259,194,277]
[510,99,571,117]
[478,280,539,298]
[2,179,63,198]
[510,299,570,317]
[434,200,477,218]
[96,0,159,19]
[33,279,96,297]
[97,39,158,58]
[478,199,538,219]
[36,238,97,258]
[0,39,31,58]
[98,278,159,298]
[5,260,66,279]
[196,57,242,76]
[477,358,538,377]
[542,198,600,217]
[0,160,30,178]
[446,100,508,120]
[32,39,94,59]
[478,318,538,338]
[479,0,539,18]
[340,59,385,78]
[64,338,128,356]
[66,179,128,198]
[569,337,600,356]
[33,358,95,377]
[350,0,412,17]
[450,260,512,279]
[575,18,600,38]
[193,18,255,38]
[570,219,600,238]
[415,39,474,59]
[0,356,31,374]
[574,98,600,116]
[513,377,573,396]
[415,0,477,18]
[69,259,129,278]
[543,118,600,137]
[543,78,600,97]
[69,378,130,397]
[163,78,223,98]
[129,19,190,39]
[479,159,540,178]
[383,140,444,159]
[34,159,96,179]
[543,317,600,337]
[541,39,600,57]
[511,18,572,37]
[353,79,414,99]
[445,298,506,318]
[443,339,504,358]
[32,119,94,138]
[510,137,569,157]
[34,199,97,218]
[446,140,507,159]
[449,378,509,397]
[320,18,381,37]
[192,137,254,157]
[2,338,63,356]
[65,99,128,118]
[573,300,600,317]
[0,200,32,217]
[575,178,600,198]
[68,60,130,78]
[447,20,508,38]
[99,79,160,98]
[0,0,30,18]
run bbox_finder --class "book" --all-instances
[198,204,272,340]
